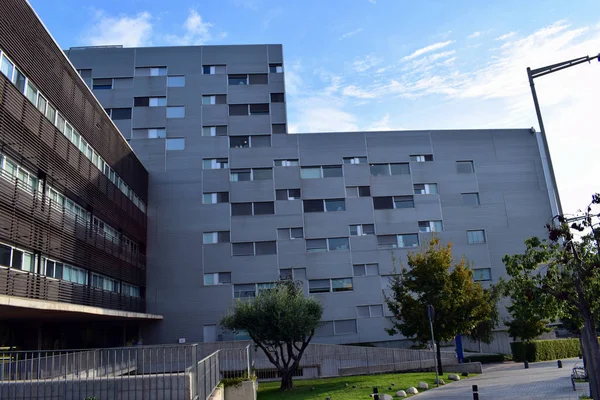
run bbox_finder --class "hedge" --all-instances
[464,353,512,363]
[510,338,582,362]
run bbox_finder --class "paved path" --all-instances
[411,358,589,399]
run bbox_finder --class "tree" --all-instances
[466,284,502,347]
[385,237,497,374]
[220,280,323,390]
[502,193,600,399]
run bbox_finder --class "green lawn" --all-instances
[257,372,450,399]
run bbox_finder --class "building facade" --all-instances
[0,0,160,350]
[67,43,559,345]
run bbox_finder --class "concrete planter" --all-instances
[224,380,257,400]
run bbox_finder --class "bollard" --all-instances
[472,384,479,400]
[558,360,563,368]
[524,360,529,369]
[373,386,379,400]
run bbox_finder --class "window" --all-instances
[230,169,251,181]
[231,203,253,216]
[334,320,357,335]
[325,199,346,211]
[473,268,492,282]
[414,183,438,195]
[377,235,398,249]
[250,104,270,115]
[306,239,327,253]
[272,123,287,134]
[343,157,367,164]
[457,160,475,173]
[202,126,228,136]
[271,93,285,102]
[373,196,414,210]
[106,108,132,120]
[253,202,275,215]
[467,230,486,244]
[249,74,268,84]
[230,104,270,115]
[346,186,371,198]
[370,163,410,176]
[410,154,434,162]
[255,241,277,255]
[204,272,232,285]
[134,67,167,76]
[398,233,419,248]
[278,227,304,240]
[394,196,415,209]
[122,283,141,297]
[234,284,256,298]
[203,231,230,244]
[232,241,277,256]
[377,234,419,249]
[279,267,306,281]
[134,97,167,107]
[309,280,330,293]
[328,237,349,251]
[167,106,185,118]
[315,321,334,337]
[25,81,38,104]
[353,263,379,277]
[92,78,112,90]
[350,224,375,236]
[303,199,324,213]
[203,158,229,169]
[303,199,345,213]
[0,54,14,80]
[332,278,353,292]
[269,63,283,73]
[202,95,227,105]
[167,76,185,87]
[253,168,272,180]
[301,166,342,179]
[230,135,271,148]
[462,193,480,206]
[12,68,26,93]
[229,104,249,116]
[274,159,299,167]
[276,189,301,200]
[203,65,226,74]
[357,304,384,318]
[418,221,443,232]
[203,192,229,204]
[280,269,293,280]
[132,128,167,139]
[166,138,185,150]
[228,74,268,85]
[232,242,254,256]
[228,74,248,85]
[91,273,120,293]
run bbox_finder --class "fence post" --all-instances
[246,345,251,377]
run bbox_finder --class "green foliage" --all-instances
[221,374,257,388]
[510,338,582,362]
[464,353,512,363]
[385,237,498,344]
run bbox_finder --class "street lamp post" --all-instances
[526,53,600,217]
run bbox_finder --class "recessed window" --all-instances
[308,278,353,293]
[457,161,475,174]
[377,234,419,249]
[229,104,270,115]
[328,237,350,251]
[272,123,287,134]
[132,128,167,139]
[350,224,375,236]
[250,104,270,115]
[202,126,227,136]
[231,203,253,216]
[306,239,327,253]
[202,95,227,105]
[303,200,324,213]
[92,78,113,90]
[166,106,185,118]
[167,76,185,87]
[230,169,251,181]
[467,230,486,244]
[373,196,414,210]
[229,104,249,116]
[418,221,443,232]
[231,202,274,216]
[343,157,367,164]
[230,137,249,148]
[166,138,185,150]
[271,93,285,103]
[234,284,256,298]
[370,163,410,176]
[278,227,304,240]
[255,241,277,255]
[462,193,480,206]
[134,97,167,107]
[410,154,434,162]
[229,74,248,85]
[203,158,229,169]
[353,263,379,277]
[303,199,346,213]
[232,242,254,256]
[230,168,272,181]
[269,64,283,73]
[325,199,346,211]
[230,135,271,148]
[334,319,357,335]
[134,66,167,76]
[232,241,277,256]
[254,202,275,215]
[228,74,268,85]
[203,65,226,74]
[203,231,230,244]
[414,183,438,195]
[274,159,299,167]
[107,108,132,120]
[357,304,384,318]
[346,186,371,198]
[473,268,492,282]
[276,188,301,200]
[0,54,15,81]
[203,192,229,204]
[301,166,343,179]
[204,272,231,285]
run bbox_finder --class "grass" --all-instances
[257,371,456,399]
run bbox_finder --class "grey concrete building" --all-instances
[67,45,560,346]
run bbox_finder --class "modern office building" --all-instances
[67,43,560,346]
[0,0,161,349]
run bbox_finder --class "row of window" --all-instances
[91,75,185,90]
[0,242,141,297]
[0,50,147,214]
[131,123,287,141]
[308,278,353,293]
[90,63,283,77]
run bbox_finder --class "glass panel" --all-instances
[234,284,256,298]
[370,305,384,317]
[167,76,185,87]
[290,228,303,239]
[203,232,217,244]
[229,104,248,115]
[468,230,486,244]
[303,200,324,213]
[231,203,253,216]
[373,197,394,210]
[166,138,185,150]
[255,241,276,255]
[11,249,23,269]
[219,272,232,284]
[230,136,250,148]
[390,163,410,175]
[353,265,366,276]
[398,234,419,248]
[228,75,248,85]
[457,161,474,173]
[280,269,293,280]
[253,202,274,215]
[25,81,38,104]
[370,164,390,176]
[231,170,251,182]
[300,167,321,179]
[358,186,371,197]
[232,243,254,256]
[306,239,327,252]
[394,196,414,209]
[377,235,398,249]
[309,279,330,293]
[252,168,272,180]
[0,244,11,266]
[473,268,492,281]
[1,55,14,80]
[357,306,370,318]
[332,278,353,292]
[322,166,342,178]
[328,237,349,251]
[325,199,345,212]
[13,69,26,92]
[249,103,269,115]
[334,319,357,334]
[166,107,185,118]
[462,193,480,206]
[204,274,215,285]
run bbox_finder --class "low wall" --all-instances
[445,362,483,374]
[224,380,257,400]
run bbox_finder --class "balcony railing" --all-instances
[0,266,145,313]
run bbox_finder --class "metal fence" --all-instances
[0,343,251,400]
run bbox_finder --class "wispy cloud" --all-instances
[495,31,517,40]
[164,9,214,45]
[81,11,152,47]
[339,28,364,40]
[468,31,481,39]
[403,40,454,60]
[353,54,383,72]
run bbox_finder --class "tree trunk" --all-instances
[436,341,443,375]
[581,320,600,400]
[279,370,294,391]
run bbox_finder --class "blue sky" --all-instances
[30,0,600,215]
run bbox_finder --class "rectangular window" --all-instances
[414,183,438,195]
[203,158,229,169]
[203,192,229,204]
[150,67,167,76]
[357,304,384,318]
[204,272,232,285]
[25,81,38,104]
[253,202,275,215]
[202,95,227,105]
[251,135,271,148]
[252,168,272,180]
[462,193,480,206]
[167,106,185,118]
[300,167,321,179]
[166,138,185,150]
[45,104,56,124]
[0,54,15,80]
[369,164,390,176]
[167,76,185,87]
[306,239,327,253]
[473,268,492,282]
[229,104,249,116]
[228,74,248,85]
[390,163,410,175]
[230,169,251,182]
[270,93,285,103]
[309,279,330,293]
[346,186,371,198]
[277,227,304,240]
[269,64,283,73]
[272,123,287,134]
[457,160,475,173]
[398,233,419,248]
[280,269,293,280]
[249,74,268,84]
[36,94,47,114]
[350,224,375,236]
[303,199,324,213]
[203,65,226,74]
[467,230,486,244]
[230,136,251,148]
[410,154,434,162]
[377,235,398,249]
[203,231,230,244]
[234,284,256,298]
[232,242,255,256]
[301,166,342,179]
[334,319,357,335]
[0,243,11,267]
[393,196,415,209]
[249,103,270,115]
[231,203,253,216]
[274,159,299,167]
[202,126,228,136]
[332,278,353,292]
[149,97,167,107]
[12,68,26,93]
[373,196,394,210]
[418,221,443,232]
[328,237,349,251]
[255,241,277,255]
[322,166,343,178]
[106,108,131,120]
[148,128,167,139]
[343,156,368,164]
[324,199,346,212]
[92,78,113,90]
[353,263,379,277]
[276,188,301,200]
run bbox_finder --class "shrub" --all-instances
[464,353,512,363]
[510,338,582,362]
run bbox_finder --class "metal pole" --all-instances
[429,318,439,387]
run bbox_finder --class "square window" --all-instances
[358,186,371,197]
[390,163,410,175]
[290,228,304,239]
[272,123,287,134]
[167,106,185,118]
[325,199,346,212]
[219,272,232,284]
[462,193,480,206]
[457,161,475,173]
[249,103,270,115]
[322,166,343,178]
[353,265,366,277]
[254,202,274,215]
[255,241,277,255]
[166,138,185,150]
[309,279,330,293]
[346,187,359,197]
[366,263,379,275]
[230,136,250,148]
[231,203,253,216]
[167,76,185,87]
[306,239,327,253]
[370,304,384,317]
[357,305,370,318]
[370,164,390,176]
[328,237,349,251]
[271,93,285,102]
[467,230,486,244]
[288,189,301,199]
[252,168,272,180]
[473,268,492,281]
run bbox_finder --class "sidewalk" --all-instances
[413,358,589,399]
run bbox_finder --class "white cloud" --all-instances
[342,85,378,99]
[429,50,456,61]
[81,11,152,47]
[468,31,481,39]
[403,40,454,60]
[340,28,364,40]
[164,9,214,45]
[495,31,517,40]
[290,97,358,132]
[353,55,383,72]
